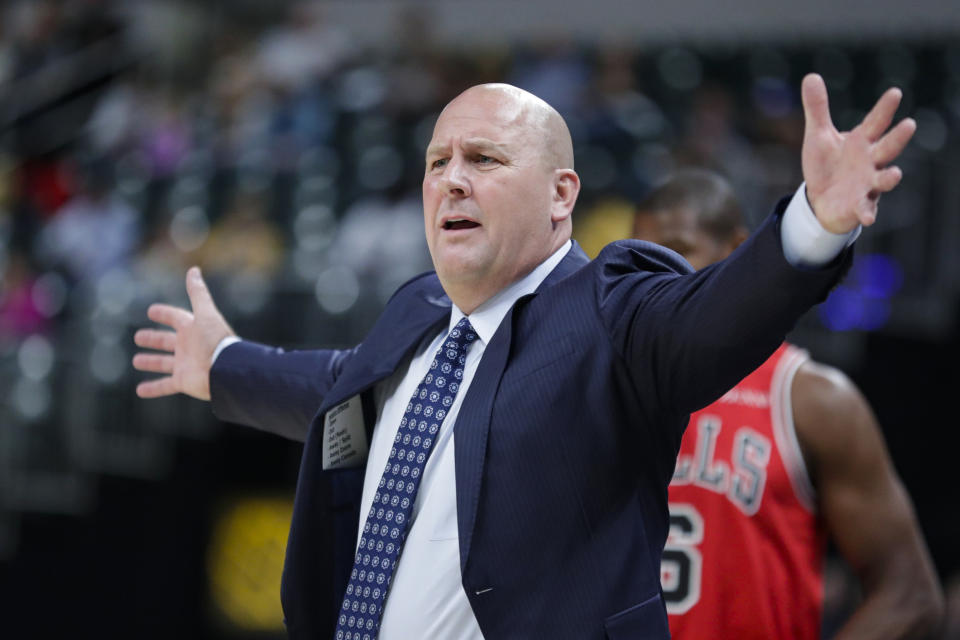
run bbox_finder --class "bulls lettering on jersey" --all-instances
[661,344,828,640]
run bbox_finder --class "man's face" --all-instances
[633,207,732,270]
[422,89,562,304]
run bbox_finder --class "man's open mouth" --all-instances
[443,219,480,230]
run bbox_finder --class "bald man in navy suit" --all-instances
[134,75,916,639]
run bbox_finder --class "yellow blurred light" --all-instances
[207,495,293,631]
[574,196,637,259]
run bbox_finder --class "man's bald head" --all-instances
[441,83,575,172]
[422,82,581,314]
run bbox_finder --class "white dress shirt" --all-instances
[363,239,571,639]
[211,185,855,638]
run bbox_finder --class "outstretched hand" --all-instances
[132,267,235,401]
[801,73,916,234]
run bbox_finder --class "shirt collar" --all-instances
[448,240,572,346]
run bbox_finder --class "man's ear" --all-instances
[551,169,580,223]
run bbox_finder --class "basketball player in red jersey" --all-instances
[633,169,943,639]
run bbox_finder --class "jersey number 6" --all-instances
[660,503,703,615]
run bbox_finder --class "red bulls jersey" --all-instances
[662,344,827,639]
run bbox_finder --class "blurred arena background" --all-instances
[1,0,958,637]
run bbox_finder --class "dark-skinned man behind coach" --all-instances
[634,169,942,639]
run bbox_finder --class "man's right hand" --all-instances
[132,266,235,401]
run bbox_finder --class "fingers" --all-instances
[854,166,902,228]
[858,87,903,141]
[147,303,192,330]
[801,73,833,135]
[872,117,916,167]
[857,201,878,227]
[136,377,179,399]
[132,353,175,374]
[134,328,176,352]
[874,166,903,193]
[185,266,216,315]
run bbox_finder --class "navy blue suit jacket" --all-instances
[211,205,848,639]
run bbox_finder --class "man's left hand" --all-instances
[800,73,917,234]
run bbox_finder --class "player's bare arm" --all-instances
[792,362,944,639]
[132,266,234,401]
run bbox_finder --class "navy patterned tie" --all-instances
[335,317,478,640]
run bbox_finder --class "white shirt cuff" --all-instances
[780,183,860,268]
[211,336,242,365]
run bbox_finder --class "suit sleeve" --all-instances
[210,340,357,442]
[596,200,850,416]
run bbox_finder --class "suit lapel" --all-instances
[315,284,451,417]
[454,241,589,571]
[454,301,515,572]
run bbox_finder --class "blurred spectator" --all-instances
[139,90,193,178]
[509,38,590,120]
[586,46,669,145]
[0,155,12,213]
[14,157,75,220]
[0,250,49,343]
[675,84,767,224]
[256,2,352,94]
[209,45,276,162]
[581,46,670,199]
[184,188,285,318]
[254,2,355,169]
[0,27,13,87]
[749,76,807,213]
[35,157,138,284]
[196,189,283,281]
[86,81,141,155]
[131,211,193,306]
[3,1,66,80]
[380,8,444,118]
[327,189,432,304]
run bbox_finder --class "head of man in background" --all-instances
[633,168,748,268]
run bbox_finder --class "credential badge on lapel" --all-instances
[321,395,369,470]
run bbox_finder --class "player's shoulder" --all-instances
[791,355,877,462]
[792,358,861,414]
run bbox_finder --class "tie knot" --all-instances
[446,317,477,353]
